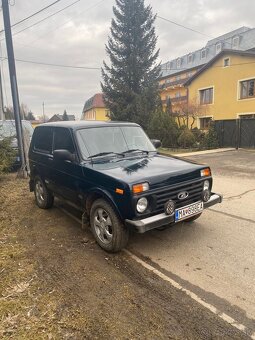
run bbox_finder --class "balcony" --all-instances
[162,95,188,105]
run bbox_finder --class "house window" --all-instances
[223,58,230,67]
[232,36,239,48]
[199,87,213,105]
[216,43,222,54]
[177,58,182,68]
[200,117,212,130]
[166,62,171,70]
[240,79,255,99]
[188,54,193,63]
[201,49,207,59]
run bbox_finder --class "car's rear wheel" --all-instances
[90,199,129,253]
[184,213,202,223]
[34,176,54,209]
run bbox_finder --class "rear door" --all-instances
[31,126,54,188]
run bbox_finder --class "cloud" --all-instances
[0,0,254,119]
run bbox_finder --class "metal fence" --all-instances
[215,119,255,149]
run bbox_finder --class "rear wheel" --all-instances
[184,213,202,223]
[34,176,54,209]
[90,199,129,253]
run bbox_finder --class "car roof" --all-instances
[38,120,140,130]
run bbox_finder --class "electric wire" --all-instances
[11,0,80,38]
[0,0,64,33]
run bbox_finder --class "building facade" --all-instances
[185,50,255,128]
[159,27,255,114]
[81,93,109,121]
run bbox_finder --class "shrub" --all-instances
[148,109,180,148]
[201,123,219,149]
[178,129,196,148]
[0,138,16,174]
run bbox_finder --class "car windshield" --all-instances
[76,126,156,159]
[0,121,34,138]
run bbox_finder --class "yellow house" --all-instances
[185,50,255,129]
[159,27,255,116]
[81,93,109,121]
[159,70,198,113]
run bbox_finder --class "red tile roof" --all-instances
[83,93,106,112]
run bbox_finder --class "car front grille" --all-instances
[152,180,204,214]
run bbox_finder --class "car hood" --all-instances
[86,154,206,189]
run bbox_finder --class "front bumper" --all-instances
[125,193,223,234]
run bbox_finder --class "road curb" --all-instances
[162,148,235,158]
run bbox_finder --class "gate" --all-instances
[214,119,255,149]
[239,119,255,148]
[215,120,237,148]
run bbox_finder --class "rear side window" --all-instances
[53,128,75,153]
[34,127,53,154]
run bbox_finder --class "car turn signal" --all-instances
[201,168,211,177]
[132,182,149,194]
[116,188,124,195]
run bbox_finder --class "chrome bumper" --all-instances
[125,193,223,234]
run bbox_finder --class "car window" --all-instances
[53,128,75,153]
[34,127,53,154]
[121,126,155,151]
[76,126,155,159]
[0,121,33,138]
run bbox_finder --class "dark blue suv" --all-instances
[29,121,222,252]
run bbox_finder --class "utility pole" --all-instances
[0,67,4,120]
[42,101,46,122]
[2,0,27,177]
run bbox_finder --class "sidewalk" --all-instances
[173,148,235,157]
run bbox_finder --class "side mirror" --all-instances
[53,149,75,162]
[151,139,162,149]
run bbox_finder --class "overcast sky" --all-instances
[0,0,254,119]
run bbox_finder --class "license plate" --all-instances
[175,201,203,222]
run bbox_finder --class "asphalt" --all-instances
[129,149,255,334]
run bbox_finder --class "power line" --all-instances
[157,15,233,48]
[1,56,101,70]
[13,0,106,47]
[157,15,214,39]
[0,0,64,33]
[10,0,80,38]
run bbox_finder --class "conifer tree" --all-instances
[101,0,160,130]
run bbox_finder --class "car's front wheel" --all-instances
[34,176,54,209]
[90,199,129,253]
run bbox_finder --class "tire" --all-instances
[34,176,54,209]
[90,198,129,253]
[184,213,202,223]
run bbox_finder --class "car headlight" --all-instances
[136,197,148,213]
[202,180,211,202]
[203,180,210,190]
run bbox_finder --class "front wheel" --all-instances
[90,199,129,253]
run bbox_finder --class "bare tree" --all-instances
[174,99,207,129]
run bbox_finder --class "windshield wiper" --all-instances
[122,149,149,155]
[88,152,124,159]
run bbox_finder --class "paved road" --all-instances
[129,150,255,333]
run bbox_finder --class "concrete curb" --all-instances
[160,148,236,158]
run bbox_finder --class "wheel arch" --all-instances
[85,189,123,220]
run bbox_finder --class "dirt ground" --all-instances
[0,174,248,339]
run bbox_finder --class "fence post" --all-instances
[236,119,240,150]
